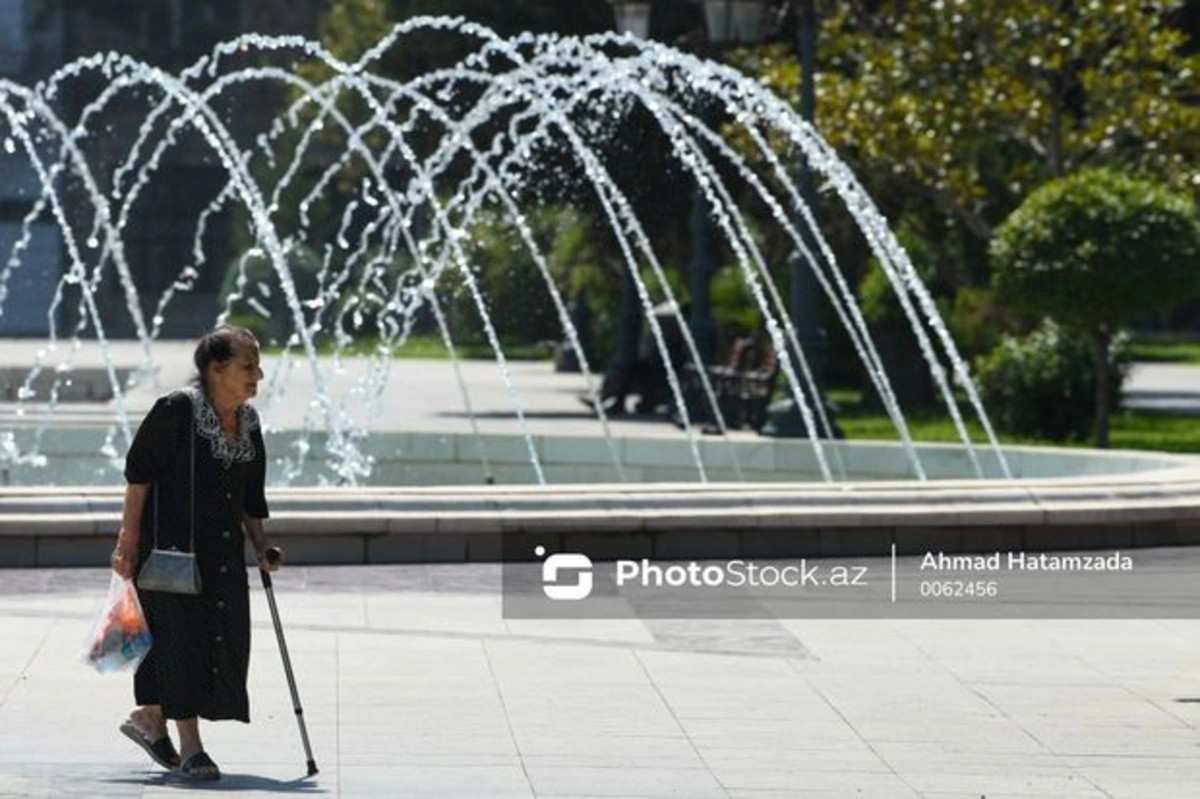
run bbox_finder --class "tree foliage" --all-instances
[740,1,1200,243]
[991,168,1200,331]
[990,168,1200,445]
[444,205,613,347]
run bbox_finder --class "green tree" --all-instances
[990,169,1200,447]
[740,1,1200,259]
[445,205,613,349]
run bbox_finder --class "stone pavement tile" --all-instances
[678,718,863,750]
[872,742,1065,768]
[707,764,916,794]
[1119,678,1200,704]
[637,618,808,658]
[263,592,368,631]
[198,730,331,770]
[336,636,491,679]
[724,787,912,791]
[934,657,1109,686]
[1026,724,1200,757]
[971,683,1189,727]
[893,623,1137,682]
[847,719,1043,751]
[338,676,500,707]
[341,709,514,738]
[138,771,329,797]
[790,659,947,682]
[513,730,702,769]
[503,699,680,736]
[635,649,804,683]
[648,668,819,712]
[0,601,89,625]
[337,731,519,768]
[1082,660,1200,683]
[698,748,889,775]
[1065,767,1200,796]
[895,769,1106,796]
[1064,755,1200,777]
[485,640,652,684]
[798,676,996,722]
[659,693,828,722]
[365,594,507,636]
[247,643,336,677]
[339,718,516,749]
[0,764,150,798]
[1037,619,1200,660]
[918,793,1105,799]
[896,619,1050,645]
[780,620,931,664]
[499,682,667,707]
[335,765,533,798]
[338,675,502,706]
[502,618,655,646]
[525,765,725,797]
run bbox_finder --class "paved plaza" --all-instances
[2,344,1200,796]
[3,559,1200,798]
[2,341,1197,439]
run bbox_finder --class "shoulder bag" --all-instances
[136,410,201,595]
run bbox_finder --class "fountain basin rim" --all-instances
[4,467,1200,529]
[3,440,1199,565]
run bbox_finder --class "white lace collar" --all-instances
[182,385,259,468]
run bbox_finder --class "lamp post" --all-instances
[761,0,835,437]
[611,0,769,368]
[611,1,832,434]
[690,2,770,365]
[610,1,653,38]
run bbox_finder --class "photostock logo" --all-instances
[536,545,593,601]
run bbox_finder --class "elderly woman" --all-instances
[110,325,282,781]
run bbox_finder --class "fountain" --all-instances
[1,19,1198,566]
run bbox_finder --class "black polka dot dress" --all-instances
[125,388,269,723]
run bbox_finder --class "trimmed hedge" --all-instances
[975,319,1130,441]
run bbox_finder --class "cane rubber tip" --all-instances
[307,760,319,776]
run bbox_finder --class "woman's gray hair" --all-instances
[191,325,258,389]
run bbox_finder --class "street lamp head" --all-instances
[702,0,769,45]
[610,1,653,38]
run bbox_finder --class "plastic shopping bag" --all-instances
[82,573,152,674]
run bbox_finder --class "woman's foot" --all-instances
[128,707,168,741]
[119,707,180,770]
[178,751,221,781]
[175,718,217,780]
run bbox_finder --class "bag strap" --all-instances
[188,408,195,552]
[188,405,193,554]
[152,397,196,553]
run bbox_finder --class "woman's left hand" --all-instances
[257,545,284,572]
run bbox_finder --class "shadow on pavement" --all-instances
[106,772,326,792]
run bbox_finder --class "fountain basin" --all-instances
[2,433,1198,566]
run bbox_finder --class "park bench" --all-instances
[677,337,780,432]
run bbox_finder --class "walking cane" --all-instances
[260,547,319,777]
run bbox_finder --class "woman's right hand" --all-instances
[110,530,138,580]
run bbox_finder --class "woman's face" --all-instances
[209,338,263,405]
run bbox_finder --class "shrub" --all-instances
[991,168,1200,445]
[446,205,607,350]
[975,319,1130,441]
[220,244,323,346]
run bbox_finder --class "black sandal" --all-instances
[179,751,221,781]
[119,719,181,771]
